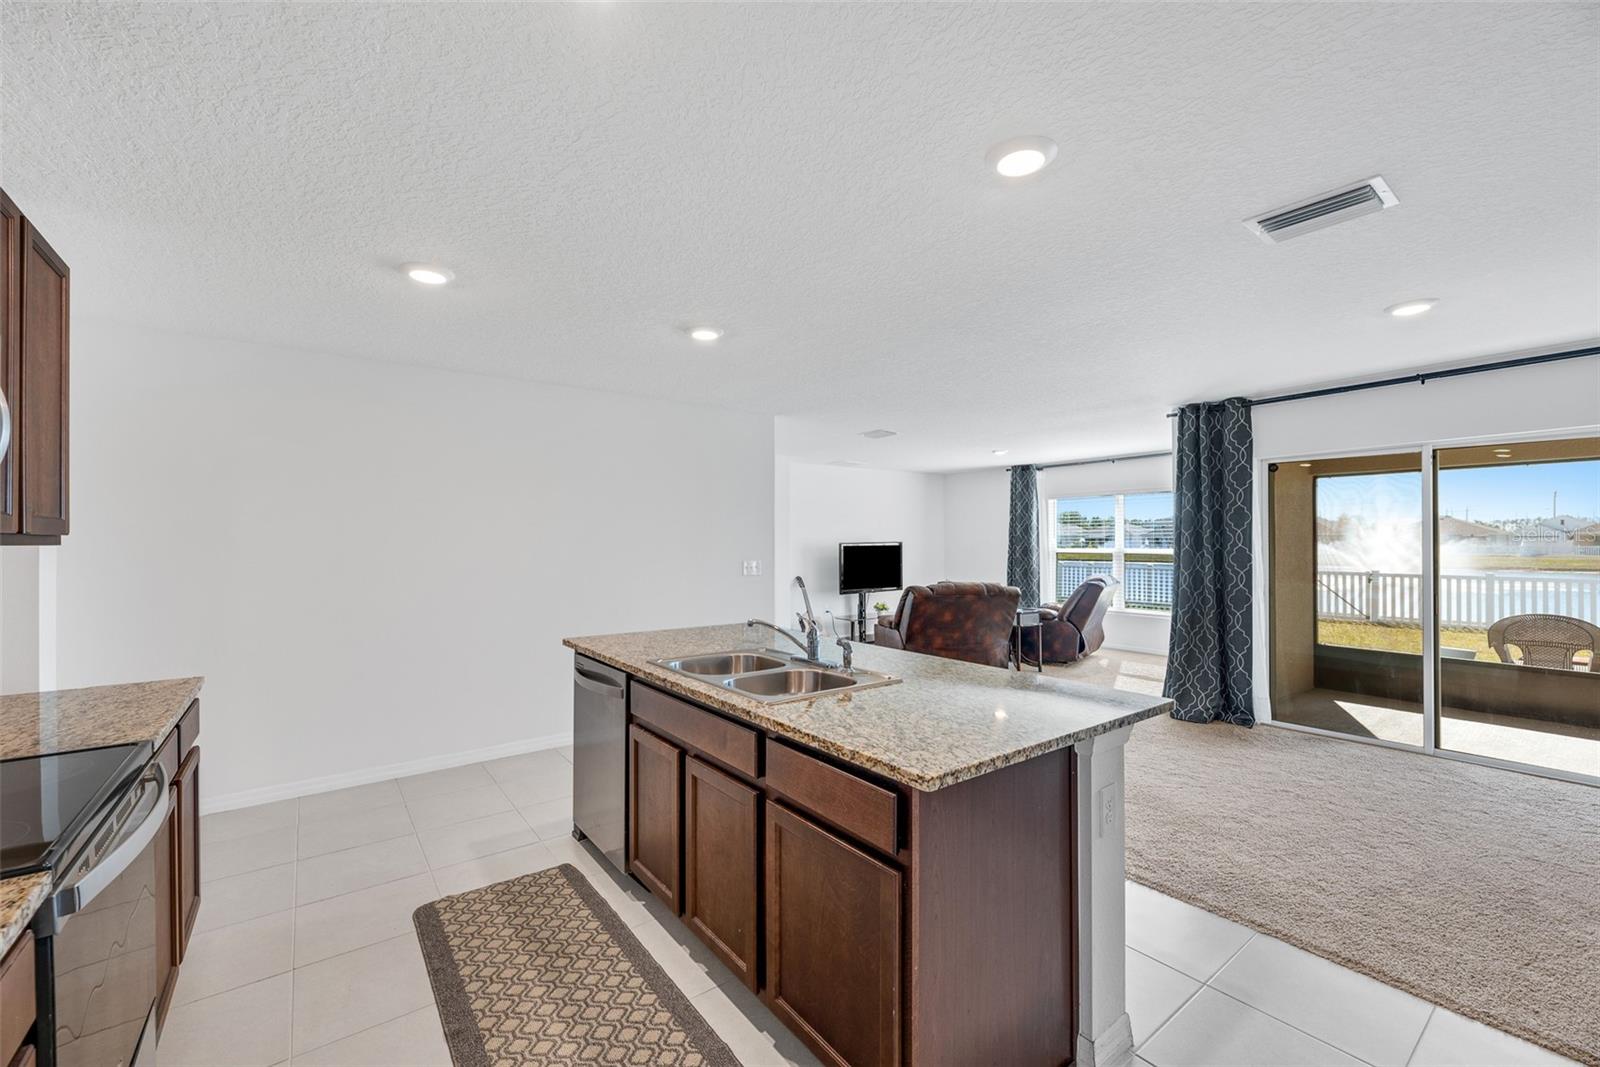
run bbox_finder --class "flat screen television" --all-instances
[839,542,903,594]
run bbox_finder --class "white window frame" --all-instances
[1045,492,1174,613]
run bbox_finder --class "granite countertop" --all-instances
[565,623,1171,791]
[0,872,50,956]
[0,677,204,760]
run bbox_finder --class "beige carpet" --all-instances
[1122,713,1600,1066]
[413,864,738,1067]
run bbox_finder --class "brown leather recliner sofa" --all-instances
[874,581,1021,668]
[1019,576,1115,665]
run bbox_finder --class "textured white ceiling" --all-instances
[3,2,1596,472]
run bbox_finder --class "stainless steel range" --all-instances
[2,742,169,1067]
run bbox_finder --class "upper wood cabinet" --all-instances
[1,191,20,536]
[0,187,69,544]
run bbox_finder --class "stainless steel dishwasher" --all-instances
[571,655,628,873]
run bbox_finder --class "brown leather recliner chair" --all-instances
[1019,576,1115,665]
[874,582,1021,668]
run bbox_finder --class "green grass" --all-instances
[1451,555,1597,573]
[1317,619,1496,660]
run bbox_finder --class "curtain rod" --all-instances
[1007,449,1170,473]
[1164,344,1600,417]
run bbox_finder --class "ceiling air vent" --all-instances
[1244,176,1397,244]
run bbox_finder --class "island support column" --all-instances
[1074,725,1136,1067]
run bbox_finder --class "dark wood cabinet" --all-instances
[611,675,1078,1067]
[0,931,35,1067]
[154,701,201,1032]
[765,803,901,1067]
[627,724,682,913]
[684,756,760,990]
[174,745,202,953]
[1,191,19,536]
[0,187,68,544]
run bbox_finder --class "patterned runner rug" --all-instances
[413,864,739,1067]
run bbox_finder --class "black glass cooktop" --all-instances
[0,743,148,876]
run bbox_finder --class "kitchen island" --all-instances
[565,623,1171,1067]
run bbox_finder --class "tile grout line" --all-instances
[1206,986,1381,1067]
[1125,946,1204,1054]
[1137,932,1258,1053]
[288,1005,440,1065]
[288,803,299,1064]
[285,931,438,1059]
[1403,1006,1437,1067]
[175,930,424,1015]
[1199,935,1437,1067]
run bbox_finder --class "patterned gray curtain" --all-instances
[1007,465,1040,608]
[1164,399,1255,725]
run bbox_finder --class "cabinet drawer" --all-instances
[765,741,898,856]
[0,930,36,1067]
[632,685,759,779]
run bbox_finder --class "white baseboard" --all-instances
[201,731,574,815]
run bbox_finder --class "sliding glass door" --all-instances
[1434,438,1600,777]
[1269,435,1600,781]
[1268,454,1425,746]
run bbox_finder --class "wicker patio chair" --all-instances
[1487,613,1600,672]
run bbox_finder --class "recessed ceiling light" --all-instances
[992,449,1009,456]
[688,326,722,342]
[1493,448,1512,456]
[1386,299,1437,318]
[986,136,1058,178]
[1299,462,1313,467]
[403,263,454,286]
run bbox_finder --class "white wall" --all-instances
[941,455,1174,655]
[1249,351,1600,721]
[774,460,946,628]
[47,320,774,808]
[1,547,56,694]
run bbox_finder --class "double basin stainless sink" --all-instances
[651,649,899,704]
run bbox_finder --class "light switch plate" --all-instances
[742,559,762,576]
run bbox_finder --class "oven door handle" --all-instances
[54,765,170,924]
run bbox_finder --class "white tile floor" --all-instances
[162,746,1580,1067]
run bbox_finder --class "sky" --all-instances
[1318,460,1599,524]
[1438,460,1599,522]
[1056,492,1173,522]
[1051,460,1600,527]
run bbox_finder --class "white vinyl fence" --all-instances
[1316,570,1600,628]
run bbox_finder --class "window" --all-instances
[1050,491,1174,611]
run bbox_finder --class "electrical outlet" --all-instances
[1096,782,1118,839]
[742,559,762,577]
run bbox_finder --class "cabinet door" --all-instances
[765,803,901,1067]
[684,757,759,990]
[0,191,18,535]
[174,747,202,956]
[628,725,682,913]
[18,218,67,537]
